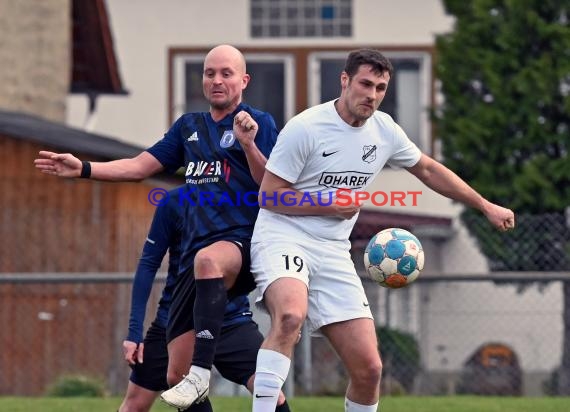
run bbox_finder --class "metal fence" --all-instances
[1,274,568,398]
[1,212,569,397]
[293,274,570,398]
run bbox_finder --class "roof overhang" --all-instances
[70,0,127,96]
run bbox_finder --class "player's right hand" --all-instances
[33,151,82,178]
[123,340,144,365]
[233,110,258,147]
[483,201,515,232]
[332,203,361,220]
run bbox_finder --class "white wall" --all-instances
[418,281,563,372]
[66,0,453,147]
[363,168,461,217]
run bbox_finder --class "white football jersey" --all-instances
[253,100,422,241]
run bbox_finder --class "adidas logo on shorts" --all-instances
[196,329,214,339]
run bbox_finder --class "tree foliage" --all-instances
[434,0,570,214]
[434,0,570,272]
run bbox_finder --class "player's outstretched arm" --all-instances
[34,151,164,182]
[407,154,515,231]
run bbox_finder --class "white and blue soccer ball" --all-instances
[363,228,424,288]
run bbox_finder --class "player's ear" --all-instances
[340,72,349,89]
[242,73,251,90]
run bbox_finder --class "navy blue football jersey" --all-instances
[146,103,278,275]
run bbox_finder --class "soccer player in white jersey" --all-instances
[249,49,515,412]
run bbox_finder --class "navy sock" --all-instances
[276,399,291,412]
[192,277,226,369]
[183,396,213,412]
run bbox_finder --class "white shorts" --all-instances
[251,236,373,335]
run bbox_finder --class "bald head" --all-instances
[202,44,250,120]
[204,44,246,74]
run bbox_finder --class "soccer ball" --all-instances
[363,228,424,288]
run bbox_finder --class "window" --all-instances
[251,0,352,38]
[171,52,295,130]
[170,48,433,151]
[308,51,432,152]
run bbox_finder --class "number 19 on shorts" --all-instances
[282,254,304,272]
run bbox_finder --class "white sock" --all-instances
[345,397,379,412]
[252,349,291,412]
[189,365,210,382]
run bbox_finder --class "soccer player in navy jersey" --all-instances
[34,44,279,409]
[118,186,289,412]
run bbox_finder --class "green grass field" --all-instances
[1,396,569,412]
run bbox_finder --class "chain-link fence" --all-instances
[294,275,570,398]
[1,212,569,397]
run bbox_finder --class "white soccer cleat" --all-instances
[160,372,209,409]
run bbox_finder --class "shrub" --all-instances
[377,326,420,392]
[46,374,106,397]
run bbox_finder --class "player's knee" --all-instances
[351,359,382,388]
[275,311,304,340]
[194,248,219,277]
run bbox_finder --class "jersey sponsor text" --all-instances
[318,171,373,189]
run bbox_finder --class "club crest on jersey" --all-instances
[220,130,236,148]
[362,145,377,163]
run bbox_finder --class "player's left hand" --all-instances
[135,342,145,364]
[483,202,515,232]
[233,110,258,147]
[123,340,144,365]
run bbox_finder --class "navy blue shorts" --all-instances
[129,319,264,391]
[167,240,255,343]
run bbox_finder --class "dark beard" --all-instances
[210,100,231,111]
